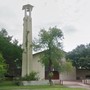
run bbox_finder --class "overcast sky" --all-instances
[0,0,90,52]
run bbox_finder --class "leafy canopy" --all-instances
[66,44,90,69]
[0,28,22,76]
[33,27,64,69]
[33,27,73,85]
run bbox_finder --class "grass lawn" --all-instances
[0,81,86,90]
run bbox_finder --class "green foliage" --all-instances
[0,53,7,80]
[33,27,67,85]
[48,72,53,78]
[60,61,73,72]
[0,28,22,76]
[33,27,64,69]
[66,44,90,69]
[21,71,39,81]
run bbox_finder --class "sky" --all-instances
[0,0,90,52]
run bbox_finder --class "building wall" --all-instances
[32,53,45,80]
[60,67,76,80]
[32,53,90,81]
[33,53,76,81]
[76,69,90,80]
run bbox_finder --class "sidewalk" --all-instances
[63,81,90,90]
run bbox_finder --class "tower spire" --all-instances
[22,4,33,76]
[22,4,33,17]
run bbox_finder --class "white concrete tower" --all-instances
[22,4,33,77]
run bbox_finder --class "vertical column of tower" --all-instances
[22,4,33,77]
[27,8,33,75]
[22,15,27,76]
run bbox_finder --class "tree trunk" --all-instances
[48,75,53,85]
[48,59,53,85]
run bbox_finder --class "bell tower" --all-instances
[22,4,33,76]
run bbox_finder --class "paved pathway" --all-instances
[63,81,90,90]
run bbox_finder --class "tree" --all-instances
[33,27,66,85]
[0,28,8,37]
[66,44,90,69]
[0,53,7,80]
[13,39,19,45]
[0,28,22,77]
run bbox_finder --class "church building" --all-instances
[21,4,90,81]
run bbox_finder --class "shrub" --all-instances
[21,71,39,81]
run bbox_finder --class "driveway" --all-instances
[63,81,90,90]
